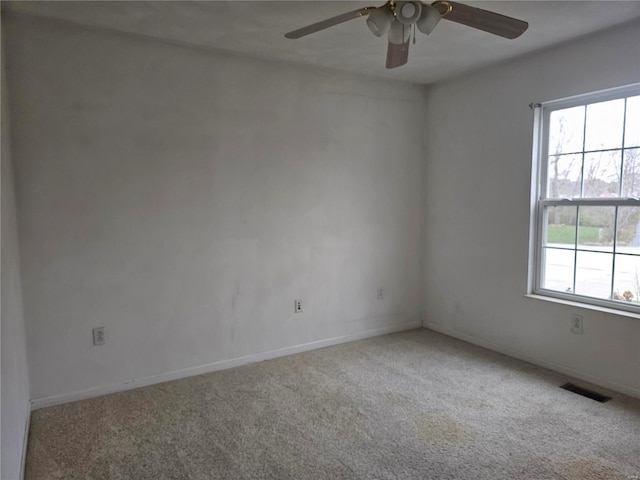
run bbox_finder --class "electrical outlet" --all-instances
[294,299,302,313]
[377,287,384,300]
[93,327,106,345]
[570,314,583,334]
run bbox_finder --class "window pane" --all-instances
[622,148,640,197]
[544,206,577,246]
[624,96,640,148]
[577,206,615,252]
[574,251,613,299]
[613,254,640,304]
[616,206,640,249]
[541,247,575,293]
[546,154,582,198]
[548,106,584,155]
[582,150,621,198]
[537,90,640,311]
[585,99,625,151]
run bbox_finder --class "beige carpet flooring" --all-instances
[25,328,640,480]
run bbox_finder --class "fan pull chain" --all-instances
[413,24,416,44]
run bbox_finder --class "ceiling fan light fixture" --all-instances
[366,6,393,37]
[416,4,442,35]
[395,1,423,25]
[387,19,411,45]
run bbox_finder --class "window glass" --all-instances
[546,154,582,199]
[574,251,613,299]
[616,206,640,248]
[622,148,640,197]
[544,206,577,246]
[582,151,621,198]
[624,96,640,148]
[541,248,575,293]
[613,254,640,305]
[533,85,640,312]
[577,206,615,252]
[584,99,625,151]
[548,106,584,155]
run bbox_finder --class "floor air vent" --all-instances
[560,383,611,403]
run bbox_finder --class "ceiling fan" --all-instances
[285,1,528,69]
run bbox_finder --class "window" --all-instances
[530,84,640,313]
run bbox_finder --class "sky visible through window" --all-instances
[542,94,640,306]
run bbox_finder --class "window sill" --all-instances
[524,294,640,320]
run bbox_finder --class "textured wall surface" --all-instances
[1,33,31,480]
[422,20,640,398]
[4,15,423,404]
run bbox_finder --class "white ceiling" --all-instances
[3,1,640,84]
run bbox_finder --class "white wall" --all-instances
[423,21,640,398]
[4,14,424,405]
[1,30,31,480]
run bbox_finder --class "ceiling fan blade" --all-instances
[285,6,377,39]
[435,1,528,39]
[386,40,410,69]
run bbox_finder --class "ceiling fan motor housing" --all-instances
[395,1,423,25]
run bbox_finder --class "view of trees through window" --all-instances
[540,93,640,307]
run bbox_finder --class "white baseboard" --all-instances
[20,402,31,480]
[423,322,640,400]
[31,321,421,410]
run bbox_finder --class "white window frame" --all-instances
[529,83,640,315]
